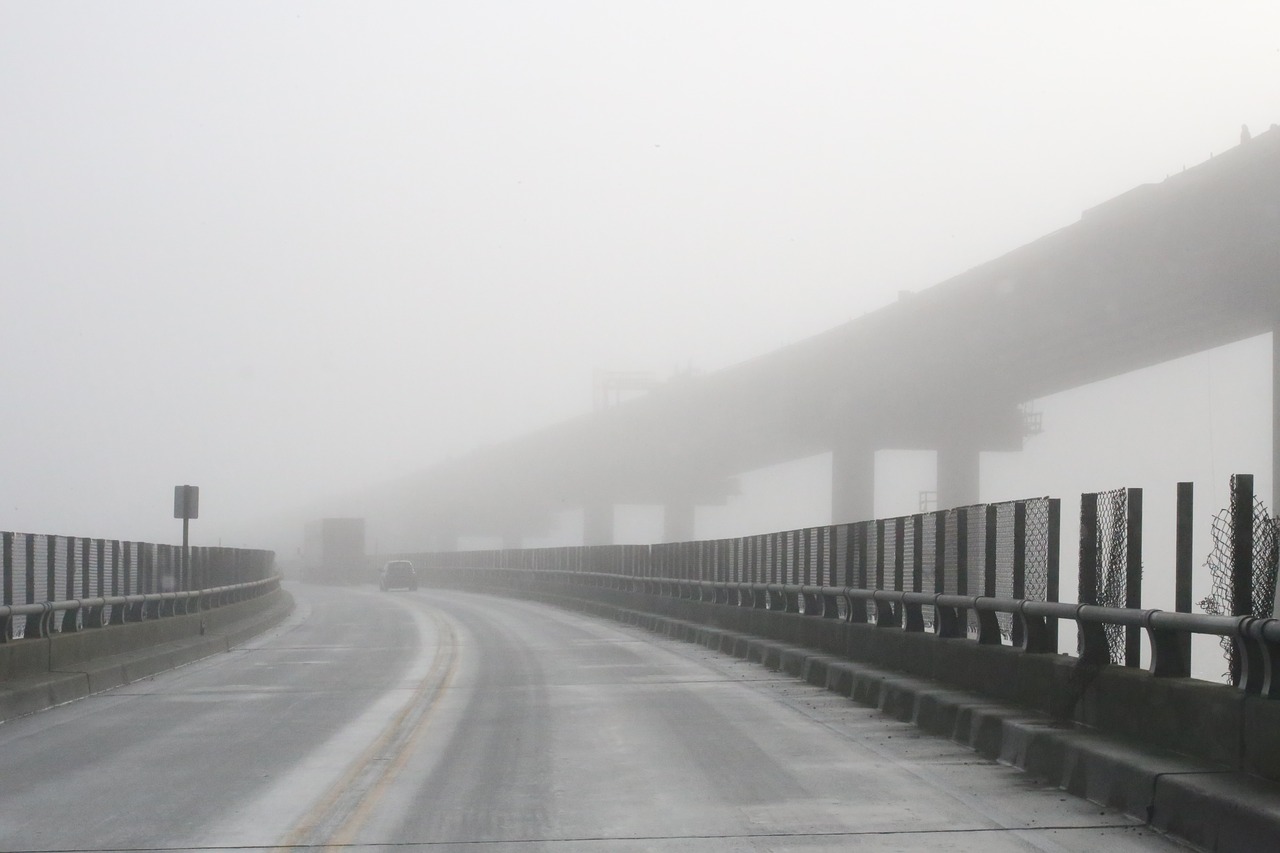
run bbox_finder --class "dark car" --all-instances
[379,560,418,591]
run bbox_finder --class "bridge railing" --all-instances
[0,531,276,641]
[400,479,1280,700]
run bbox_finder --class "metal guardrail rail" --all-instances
[0,576,282,642]
[434,566,1280,699]
[2,528,279,643]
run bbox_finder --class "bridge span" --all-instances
[355,126,1280,551]
[3,476,1280,852]
[3,583,1189,853]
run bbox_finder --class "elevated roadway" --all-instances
[0,584,1183,852]
[366,127,1280,547]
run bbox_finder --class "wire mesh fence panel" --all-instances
[1200,486,1280,683]
[903,516,919,592]
[921,511,938,630]
[993,502,1017,636]
[87,539,101,598]
[820,527,834,586]
[32,534,49,611]
[52,537,69,610]
[883,520,902,591]
[1096,488,1131,664]
[11,534,29,638]
[1024,498,1054,602]
[862,521,878,620]
[964,508,985,635]
[943,511,961,596]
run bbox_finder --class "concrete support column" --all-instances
[937,441,981,510]
[583,502,614,546]
[832,444,875,523]
[663,501,696,543]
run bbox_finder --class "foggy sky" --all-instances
[2,2,1277,548]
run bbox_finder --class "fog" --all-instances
[2,2,1276,560]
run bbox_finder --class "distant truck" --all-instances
[302,518,366,584]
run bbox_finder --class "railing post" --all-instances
[24,535,38,638]
[893,516,906,623]
[874,519,885,591]
[956,507,969,635]
[1232,474,1258,689]
[2,531,12,615]
[1079,492,1099,660]
[45,534,57,611]
[80,536,90,599]
[911,514,924,594]
[62,537,78,632]
[1012,502,1026,647]
[1047,498,1061,652]
[842,524,855,587]
[984,504,998,598]
[1176,484,1193,675]
[1079,493,1099,606]
[1125,487,1144,667]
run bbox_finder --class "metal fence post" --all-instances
[1012,501,1026,647]
[2,532,12,611]
[80,537,90,598]
[1047,498,1061,652]
[1231,473,1256,688]
[1078,492,1102,661]
[1168,482,1194,676]
[894,517,906,593]
[46,534,57,607]
[912,514,924,594]
[984,504,998,598]
[875,519,886,590]
[1079,493,1099,606]
[1125,487,1144,667]
[1231,474,1255,619]
[934,511,946,595]
[96,539,106,599]
[24,535,35,611]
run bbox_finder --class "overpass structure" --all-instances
[1,489,1277,850]
[368,127,1279,549]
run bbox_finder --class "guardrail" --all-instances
[1,529,277,641]
[462,567,1280,698]
[0,576,281,642]
[397,478,1280,699]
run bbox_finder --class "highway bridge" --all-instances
[357,126,1279,550]
[5,133,1278,853]
[0,584,1230,853]
[3,486,1279,852]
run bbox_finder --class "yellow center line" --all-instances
[273,610,459,851]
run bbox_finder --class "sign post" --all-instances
[174,485,199,591]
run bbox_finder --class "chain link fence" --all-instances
[1199,474,1280,683]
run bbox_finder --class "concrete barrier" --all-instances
[0,587,293,722]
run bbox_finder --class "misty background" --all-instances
[2,1,1275,603]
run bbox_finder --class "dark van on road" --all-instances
[379,560,418,591]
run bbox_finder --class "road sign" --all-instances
[174,485,199,520]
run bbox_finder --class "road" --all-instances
[0,584,1188,852]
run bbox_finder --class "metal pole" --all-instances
[1175,482,1194,672]
[1125,487,1143,667]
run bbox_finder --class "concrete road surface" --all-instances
[0,584,1190,852]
